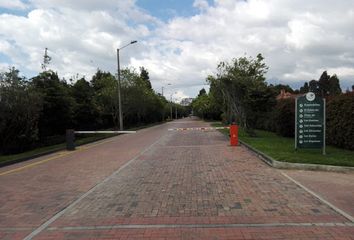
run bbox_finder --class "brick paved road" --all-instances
[0,119,353,240]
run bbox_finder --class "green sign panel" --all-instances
[295,92,325,149]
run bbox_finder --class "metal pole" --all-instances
[170,104,172,120]
[117,49,123,131]
[295,97,298,151]
[175,105,177,119]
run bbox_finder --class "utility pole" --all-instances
[41,48,51,71]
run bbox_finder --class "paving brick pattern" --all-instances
[0,119,353,239]
[35,226,354,240]
[51,131,344,227]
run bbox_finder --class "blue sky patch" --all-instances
[136,0,213,22]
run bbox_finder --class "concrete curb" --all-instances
[240,140,354,173]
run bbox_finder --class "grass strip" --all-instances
[0,134,116,166]
[0,121,167,166]
[212,122,354,167]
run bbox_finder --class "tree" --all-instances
[31,71,75,138]
[122,68,164,125]
[269,84,294,94]
[139,67,152,89]
[0,67,42,153]
[299,82,309,93]
[71,78,99,130]
[198,88,206,97]
[302,71,342,97]
[191,93,210,119]
[91,70,118,128]
[309,79,319,94]
[207,54,270,134]
[328,74,342,95]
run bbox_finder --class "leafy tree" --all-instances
[309,79,319,94]
[299,82,309,93]
[0,68,42,153]
[301,71,342,97]
[139,67,152,89]
[122,68,164,125]
[207,54,271,134]
[71,78,99,130]
[191,93,210,119]
[31,71,75,138]
[328,74,342,95]
[91,70,118,128]
[198,88,206,97]
[269,84,294,94]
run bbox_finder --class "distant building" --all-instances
[276,89,302,100]
[180,98,194,106]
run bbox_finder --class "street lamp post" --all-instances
[170,94,173,120]
[170,92,177,120]
[117,40,137,130]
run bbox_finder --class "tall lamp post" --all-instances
[117,40,137,130]
[170,92,177,120]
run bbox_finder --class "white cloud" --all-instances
[193,0,209,12]
[0,0,28,10]
[0,0,353,97]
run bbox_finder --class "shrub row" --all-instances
[268,93,354,150]
[326,92,354,150]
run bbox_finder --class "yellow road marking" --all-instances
[0,137,119,177]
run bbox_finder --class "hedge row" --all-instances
[326,93,354,150]
[269,93,354,150]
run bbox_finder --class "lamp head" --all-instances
[130,40,138,44]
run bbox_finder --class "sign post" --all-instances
[295,92,326,155]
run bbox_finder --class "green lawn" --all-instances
[212,122,354,167]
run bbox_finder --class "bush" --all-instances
[272,99,295,137]
[326,92,354,150]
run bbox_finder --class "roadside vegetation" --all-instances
[193,53,353,166]
[212,122,354,167]
[0,63,190,160]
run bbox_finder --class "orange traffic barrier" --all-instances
[230,124,239,146]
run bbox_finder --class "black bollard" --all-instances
[66,129,75,151]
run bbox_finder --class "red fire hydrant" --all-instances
[230,124,239,146]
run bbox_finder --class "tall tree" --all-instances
[207,54,271,134]
[71,78,99,130]
[139,67,152,89]
[31,71,74,138]
[302,71,342,97]
[299,82,309,93]
[91,69,118,128]
[328,74,341,95]
[0,67,42,153]
[198,88,207,97]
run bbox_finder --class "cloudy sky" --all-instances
[0,0,353,99]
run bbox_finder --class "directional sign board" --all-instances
[295,92,326,153]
